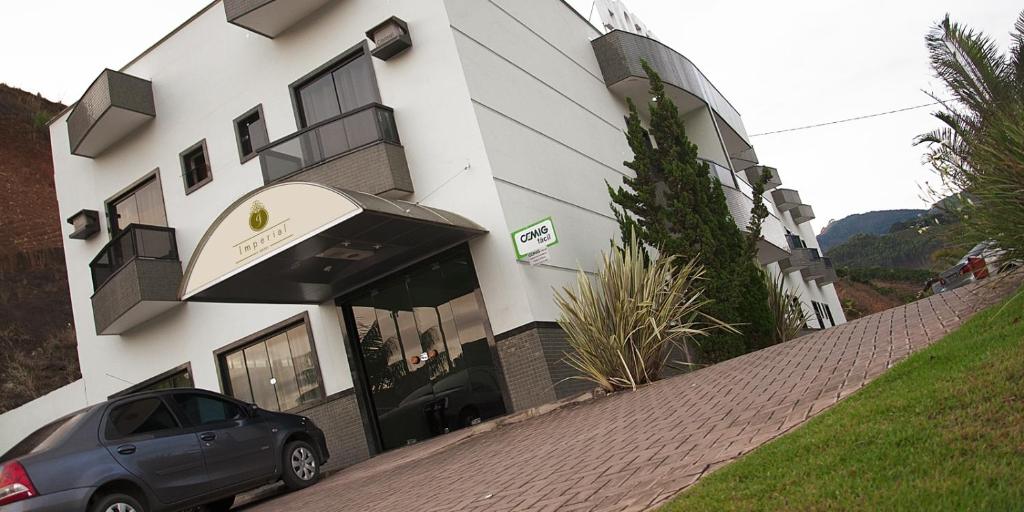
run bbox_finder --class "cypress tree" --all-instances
[608,61,773,361]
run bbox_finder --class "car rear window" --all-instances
[1,410,87,461]
[106,398,180,440]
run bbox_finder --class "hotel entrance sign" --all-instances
[512,217,558,259]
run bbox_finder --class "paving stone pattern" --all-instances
[242,277,1020,512]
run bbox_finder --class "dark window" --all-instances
[295,51,379,127]
[234,106,269,162]
[812,302,825,329]
[111,366,193,399]
[172,394,244,426]
[823,304,836,327]
[180,141,212,194]
[108,174,167,235]
[106,398,180,440]
[220,320,323,412]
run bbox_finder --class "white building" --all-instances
[3,0,844,462]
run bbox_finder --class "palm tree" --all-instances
[915,12,1024,265]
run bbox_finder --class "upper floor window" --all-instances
[107,173,167,236]
[294,50,379,127]
[234,105,269,162]
[180,140,213,194]
[218,317,324,412]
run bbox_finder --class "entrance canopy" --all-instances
[180,182,487,304]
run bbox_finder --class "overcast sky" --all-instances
[3,1,1021,227]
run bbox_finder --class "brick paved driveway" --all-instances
[240,277,1019,512]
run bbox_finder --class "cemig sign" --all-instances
[512,217,558,259]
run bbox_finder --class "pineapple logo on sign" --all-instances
[248,201,269,232]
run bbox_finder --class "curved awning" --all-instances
[180,182,486,303]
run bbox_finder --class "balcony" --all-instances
[721,186,790,265]
[224,0,333,38]
[258,104,413,198]
[742,166,782,191]
[818,257,838,285]
[780,247,820,274]
[67,69,155,158]
[801,256,828,282]
[771,188,802,211]
[791,204,816,224]
[89,225,183,335]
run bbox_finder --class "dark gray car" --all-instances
[0,388,328,512]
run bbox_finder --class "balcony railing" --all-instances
[90,225,179,292]
[259,104,400,184]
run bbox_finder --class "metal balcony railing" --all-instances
[89,225,179,291]
[258,104,400,184]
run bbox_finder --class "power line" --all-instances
[749,101,945,137]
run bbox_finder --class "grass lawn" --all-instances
[664,288,1024,511]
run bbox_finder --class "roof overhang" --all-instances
[180,182,487,304]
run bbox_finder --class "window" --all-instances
[172,394,244,426]
[107,173,167,235]
[180,140,212,194]
[811,302,825,329]
[219,319,323,412]
[294,50,379,127]
[106,398,180,440]
[110,365,193,399]
[823,304,836,327]
[234,105,269,162]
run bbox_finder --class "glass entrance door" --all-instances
[341,245,506,451]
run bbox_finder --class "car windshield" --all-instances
[1,409,88,461]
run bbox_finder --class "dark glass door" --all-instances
[296,53,379,127]
[340,246,506,451]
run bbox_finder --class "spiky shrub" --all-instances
[763,270,808,343]
[554,236,727,392]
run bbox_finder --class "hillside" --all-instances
[0,84,78,413]
[818,209,926,251]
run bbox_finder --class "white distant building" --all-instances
[595,0,657,39]
[3,0,844,469]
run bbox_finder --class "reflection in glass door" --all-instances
[341,245,506,451]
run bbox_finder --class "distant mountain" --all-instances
[825,201,964,272]
[818,209,927,251]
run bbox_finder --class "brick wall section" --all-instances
[283,142,413,198]
[294,392,371,471]
[535,324,594,399]
[495,328,557,411]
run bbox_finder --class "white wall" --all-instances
[0,380,88,455]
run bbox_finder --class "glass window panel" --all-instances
[111,195,140,232]
[396,310,422,371]
[374,308,402,366]
[106,398,179,440]
[342,108,377,149]
[225,351,253,404]
[134,178,167,227]
[318,119,352,159]
[243,343,279,411]
[436,303,463,367]
[137,369,191,393]
[266,333,301,411]
[172,394,243,426]
[135,228,173,259]
[333,55,379,113]
[287,326,322,405]
[299,73,342,126]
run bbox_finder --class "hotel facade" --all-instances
[2,0,845,464]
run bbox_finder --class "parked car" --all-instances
[929,240,1010,294]
[0,388,328,512]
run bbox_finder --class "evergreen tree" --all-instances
[608,61,773,361]
[746,168,771,259]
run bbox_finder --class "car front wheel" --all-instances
[282,440,320,491]
[91,493,145,512]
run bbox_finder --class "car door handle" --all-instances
[199,432,217,442]
[117,445,136,455]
